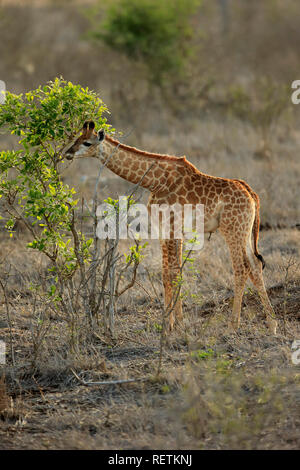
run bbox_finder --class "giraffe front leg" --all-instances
[160,241,175,331]
[168,240,183,325]
[163,273,175,331]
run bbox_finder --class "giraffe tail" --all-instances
[235,179,265,270]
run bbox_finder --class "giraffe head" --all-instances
[65,120,105,160]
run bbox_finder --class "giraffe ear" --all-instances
[88,121,95,130]
[97,129,105,142]
[83,121,89,130]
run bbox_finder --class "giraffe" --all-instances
[65,121,277,334]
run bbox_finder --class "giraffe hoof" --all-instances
[229,319,240,331]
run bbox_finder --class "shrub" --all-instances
[87,0,201,85]
[0,78,144,351]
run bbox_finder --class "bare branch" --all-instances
[70,368,146,387]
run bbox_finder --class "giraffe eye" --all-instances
[83,142,92,147]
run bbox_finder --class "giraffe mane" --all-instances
[105,135,187,163]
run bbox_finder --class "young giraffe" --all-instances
[65,121,277,334]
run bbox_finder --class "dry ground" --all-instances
[0,224,299,449]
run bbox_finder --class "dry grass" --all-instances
[0,225,299,449]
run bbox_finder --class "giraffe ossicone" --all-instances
[65,120,277,334]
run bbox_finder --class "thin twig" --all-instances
[0,271,15,366]
[70,368,146,386]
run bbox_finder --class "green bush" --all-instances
[0,77,111,261]
[88,0,201,84]
[0,78,114,345]
[0,78,147,345]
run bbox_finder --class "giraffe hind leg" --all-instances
[230,246,250,330]
[248,262,277,334]
[220,231,250,329]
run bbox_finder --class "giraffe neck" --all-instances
[98,135,186,193]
